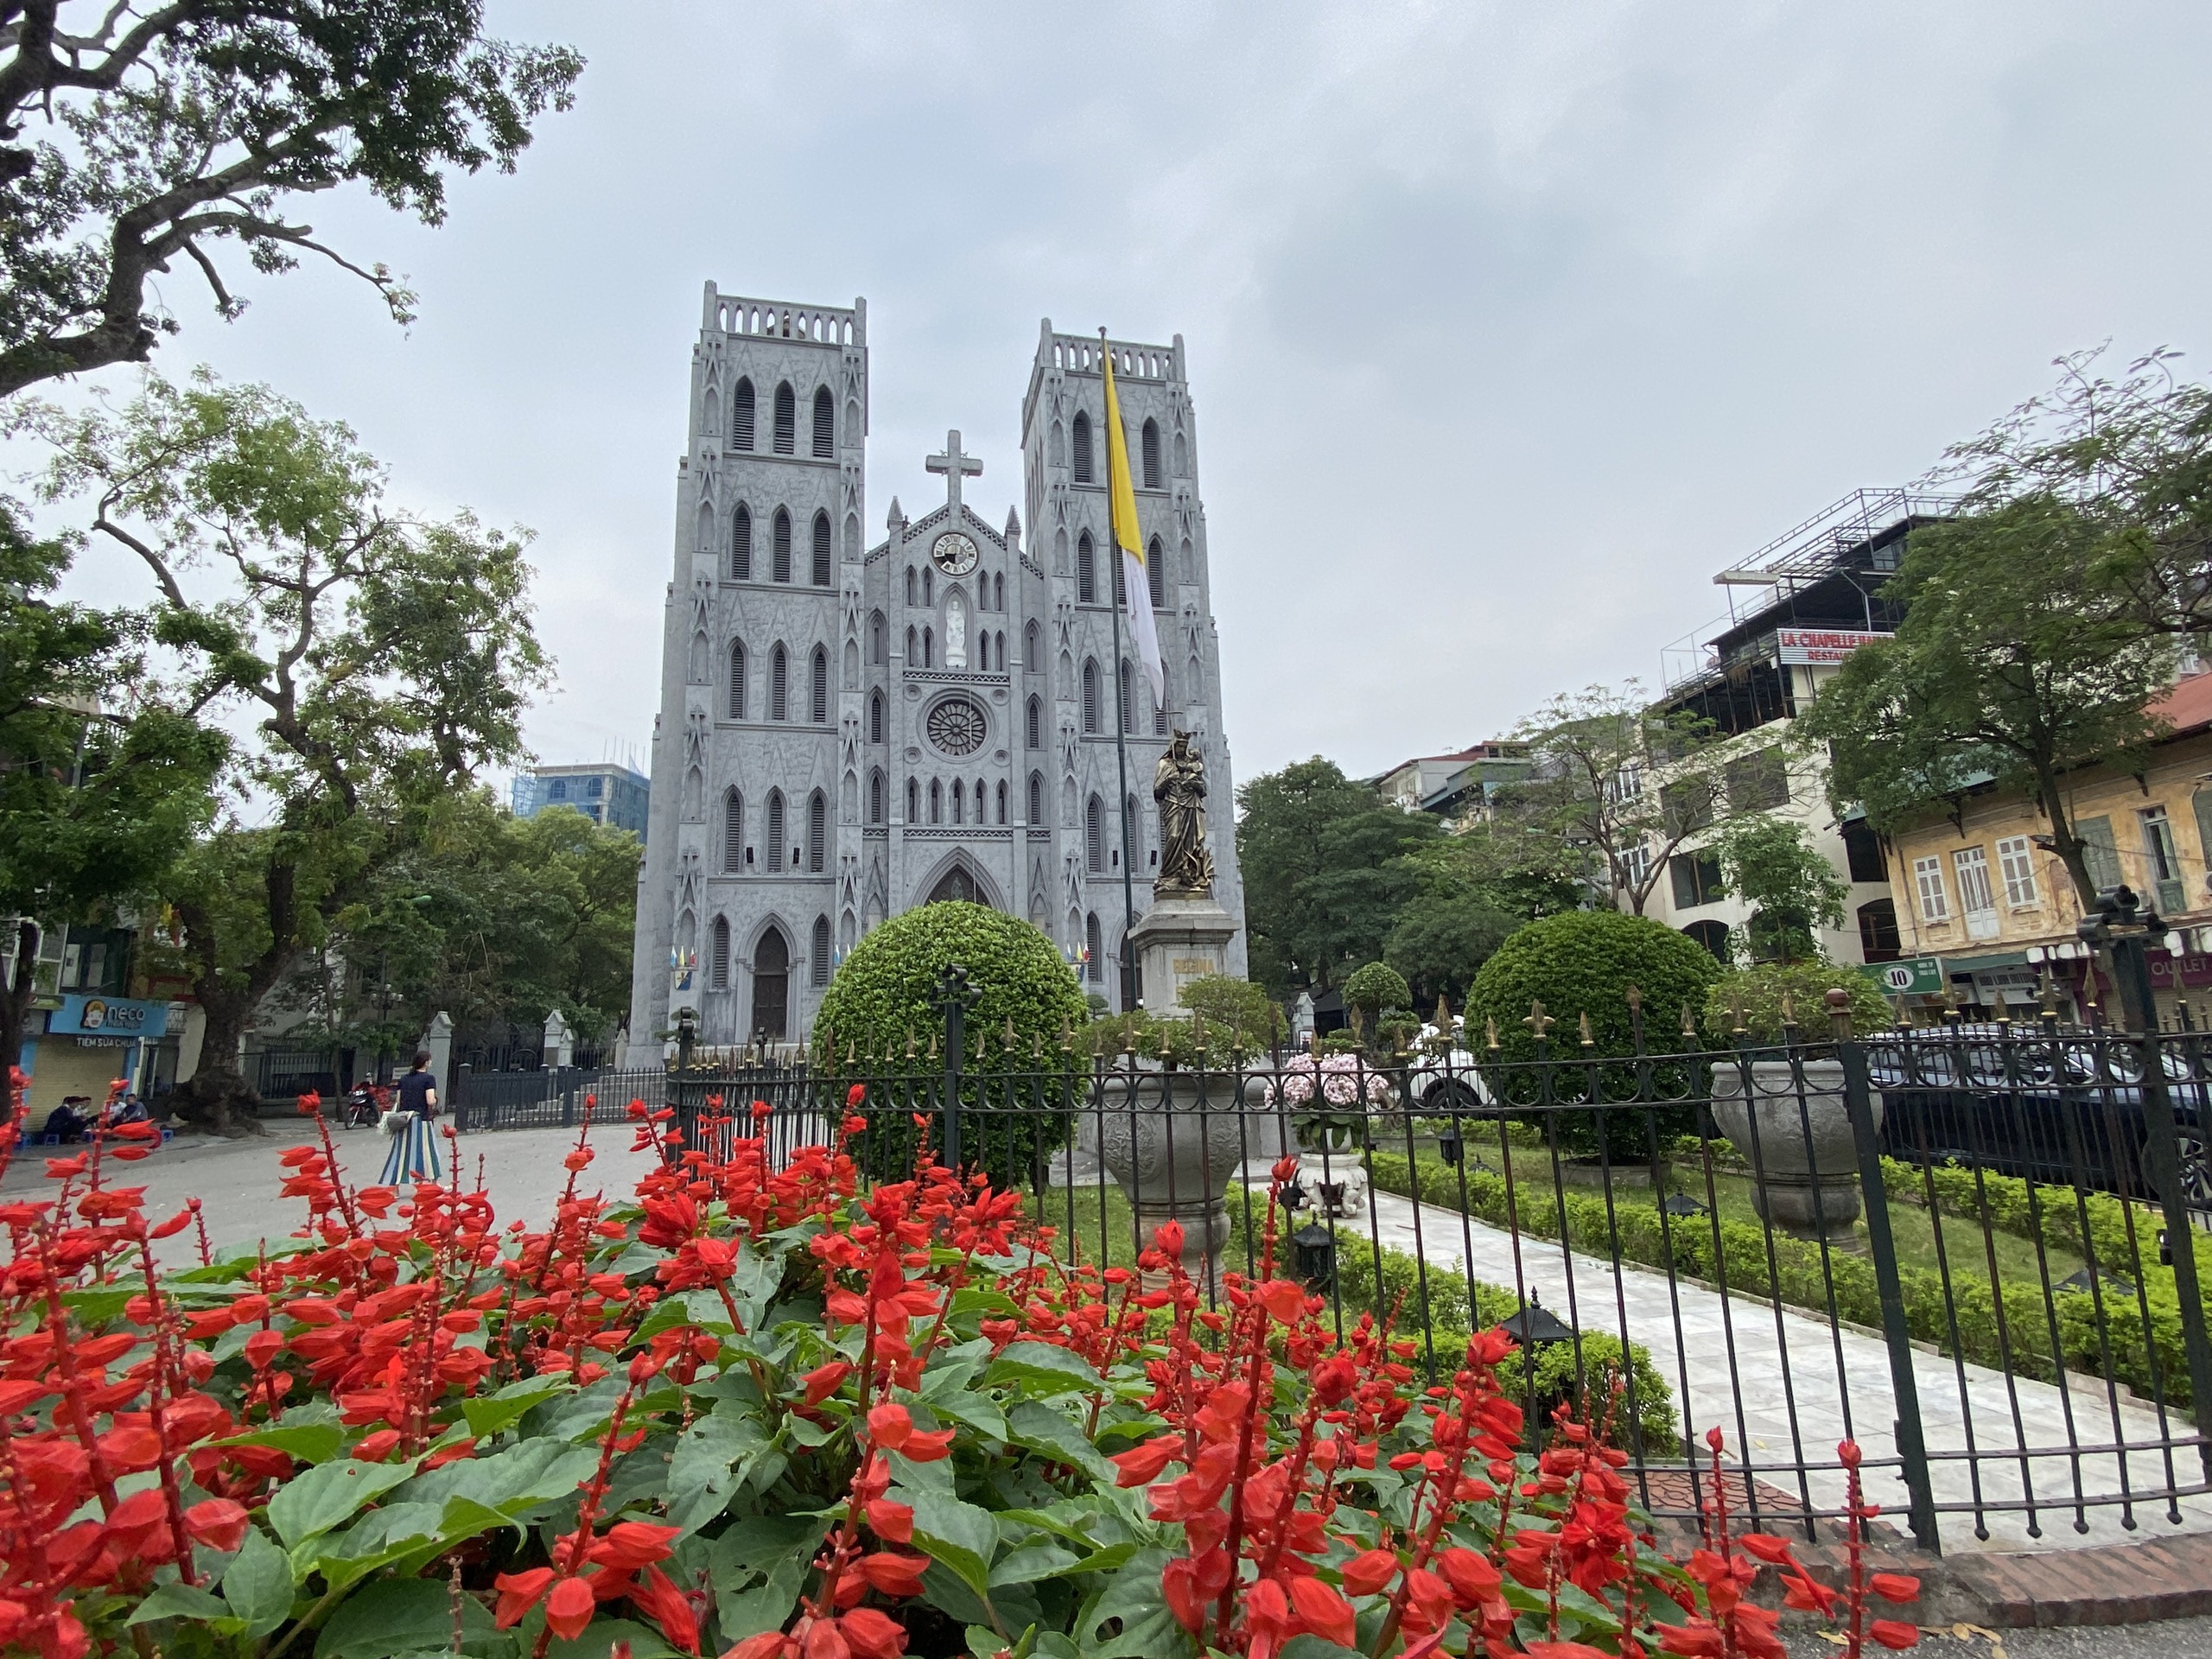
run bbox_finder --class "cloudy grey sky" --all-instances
[45,0,2212,791]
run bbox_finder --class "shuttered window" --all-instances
[710,917,731,987]
[1912,855,1948,922]
[1077,532,1096,604]
[730,503,752,579]
[772,382,796,454]
[1147,536,1166,607]
[728,642,747,719]
[1141,418,1161,489]
[1071,411,1093,482]
[2076,816,2121,890]
[1028,772,1042,824]
[812,387,834,457]
[770,646,788,721]
[810,647,828,722]
[808,791,826,873]
[1086,795,1105,873]
[1085,912,1103,982]
[722,791,743,873]
[731,378,755,450]
[1996,836,2039,907]
[811,511,831,586]
[811,915,831,985]
[1081,661,1099,734]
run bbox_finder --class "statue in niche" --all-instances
[1154,730,1215,899]
[944,593,967,669]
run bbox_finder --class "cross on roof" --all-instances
[925,429,983,521]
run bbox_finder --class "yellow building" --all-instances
[1881,673,2212,1026]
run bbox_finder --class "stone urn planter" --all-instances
[1707,1058,1878,1241]
[1097,1068,1269,1293]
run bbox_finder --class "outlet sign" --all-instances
[1877,958,1945,996]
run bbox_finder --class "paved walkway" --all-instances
[1351,1187,2212,1553]
[2,1120,666,1268]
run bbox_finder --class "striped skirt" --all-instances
[378,1112,444,1185]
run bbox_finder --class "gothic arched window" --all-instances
[1026,696,1040,749]
[710,917,731,988]
[906,777,918,821]
[951,780,964,826]
[1141,418,1161,489]
[1071,411,1093,483]
[869,610,886,664]
[722,790,743,873]
[807,790,826,872]
[770,645,789,721]
[922,568,932,606]
[1025,620,1039,670]
[1118,658,1134,734]
[772,508,792,583]
[1085,912,1103,982]
[812,387,834,458]
[1081,659,1100,734]
[810,645,828,723]
[906,625,917,663]
[1077,532,1096,605]
[923,627,934,669]
[767,791,786,868]
[869,690,884,745]
[728,641,747,720]
[1147,535,1166,607]
[1027,771,1043,824]
[929,779,942,824]
[810,512,831,586]
[772,382,796,454]
[869,769,885,824]
[993,572,1003,611]
[730,503,752,580]
[811,914,831,985]
[905,567,915,607]
[731,378,755,451]
[1111,543,1126,609]
[1049,419,1064,467]
[995,779,1007,824]
[1086,794,1106,874]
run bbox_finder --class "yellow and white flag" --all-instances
[1102,345,1165,707]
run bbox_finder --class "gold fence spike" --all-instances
[1578,1010,1596,1048]
[1681,1001,1698,1039]
[1522,998,1555,1039]
[1484,1015,1501,1052]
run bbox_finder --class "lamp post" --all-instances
[1497,1293,1575,1348]
[930,963,978,1172]
[1292,1218,1336,1291]
[672,1005,697,1160]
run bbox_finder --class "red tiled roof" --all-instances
[2152,671,2212,738]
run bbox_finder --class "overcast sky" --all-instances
[41,0,2212,793]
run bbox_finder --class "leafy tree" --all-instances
[0,1,582,398]
[1709,818,1848,964]
[1235,757,1439,994]
[1503,683,1732,915]
[0,510,225,1107]
[1174,974,1286,1049]
[1380,833,1563,1009]
[1798,495,2173,909]
[21,372,548,1127]
[1936,346,2212,639]
[278,794,639,1074]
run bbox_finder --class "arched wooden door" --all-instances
[750,927,790,1040]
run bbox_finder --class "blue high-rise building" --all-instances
[512,763,651,842]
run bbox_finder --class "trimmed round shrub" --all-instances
[1466,911,1724,1157]
[811,902,1089,1186]
[1701,961,1891,1046]
[1344,960,1412,1021]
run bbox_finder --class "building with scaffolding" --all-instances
[1638,488,1957,966]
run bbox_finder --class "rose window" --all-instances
[926,696,987,756]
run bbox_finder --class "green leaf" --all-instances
[268,1456,417,1548]
[127,1582,232,1625]
[1038,1541,1138,1580]
[668,1401,771,1535]
[62,1287,137,1325]
[222,1526,295,1639]
[922,1384,1007,1442]
[992,1541,1079,1586]
[912,1491,1000,1599]
[984,1342,1104,1395]
[213,1421,345,1465]
[550,1618,679,1659]
[315,1577,497,1659]
[968,1625,1007,1659]
[1006,1401,1116,1483]
[710,1516,832,1643]
[461,1376,574,1439]
[1075,1548,1192,1659]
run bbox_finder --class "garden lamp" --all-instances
[1292,1219,1336,1290]
[1498,1294,1574,1348]
[1437,1125,1464,1166]
[1662,1192,1707,1219]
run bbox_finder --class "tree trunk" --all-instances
[2035,772,2103,912]
[2,918,35,1123]
[176,988,259,1136]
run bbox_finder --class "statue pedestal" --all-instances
[1132,895,1239,1019]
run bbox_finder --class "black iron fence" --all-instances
[443,895,2212,1552]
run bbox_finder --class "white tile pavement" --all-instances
[1344,1187,2212,1553]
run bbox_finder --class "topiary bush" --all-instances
[1466,910,1724,1157]
[1701,961,1891,1046]
[1344,960,1412,1024]
[812,901,1090,1185]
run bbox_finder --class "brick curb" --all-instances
[1648,1515,2212,1629]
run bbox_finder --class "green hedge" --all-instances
[1323,1227,1679,1456]
[1366,1148,2204,1412]
[812,902,1089,1185]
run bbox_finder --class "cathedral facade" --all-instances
[626,286,1248,1051]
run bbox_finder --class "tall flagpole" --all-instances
[1102,328,1139,1014]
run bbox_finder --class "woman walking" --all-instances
[378,1050,444,1185]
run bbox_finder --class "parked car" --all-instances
[1405,1020,1496,1116]
[1866,1022,2212,1211]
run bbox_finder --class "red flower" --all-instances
[856,1552,930,1598]
[840,1606,906,1659]
[181,1499,251,1552]
[493,1567,556,1629]
[1287,1577,1355,1646]
[867,1402,913,1451]
[1338,1549,1398,1598]
[1870,1623,1920,1651]
[545,1575,596,1640]
[864,1499,914,1543]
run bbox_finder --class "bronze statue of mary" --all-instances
[1154,730,1216,899]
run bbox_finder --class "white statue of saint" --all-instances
[944,593,968,669]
